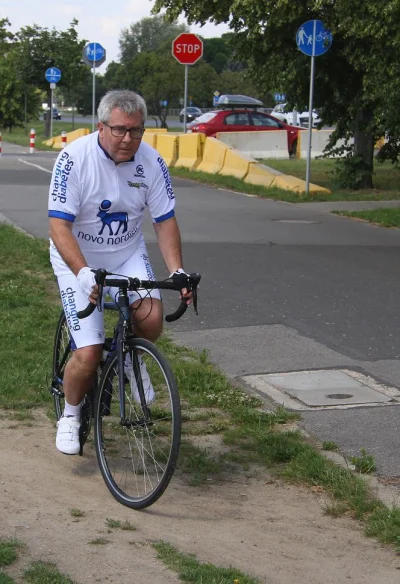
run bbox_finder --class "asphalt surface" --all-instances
[1,142,400,481]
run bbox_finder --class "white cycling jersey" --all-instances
[48,131,175,275]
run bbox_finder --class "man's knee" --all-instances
[71,345,103,374]
[131,298,163,340]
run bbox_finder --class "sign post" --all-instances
[45,67,62,138]
[172,33,203,133]
[82,42,106,131]
[296,20,332,194]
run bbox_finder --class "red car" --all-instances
[187,97,303,156]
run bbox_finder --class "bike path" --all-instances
[1,151,400,482]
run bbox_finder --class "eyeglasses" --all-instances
[103,123,145,139]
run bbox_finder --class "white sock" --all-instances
[64,400,82,419]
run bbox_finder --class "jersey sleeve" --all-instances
[146,155,176,223]
[48,150,80,222]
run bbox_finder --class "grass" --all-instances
[1,224,400,552]
[69,508,85,518]
[334,207,400,227]
[23,562,76,583]
[105,518,136,531]
[0,540,75,584]
[349,448,377,474]
[153,541,260,584]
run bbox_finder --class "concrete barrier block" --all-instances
[51,128,90,149]
[272,174,331,194]
[298,130,354,159]
[219,148,254,180]
[145,128,167,133]
[217,130,289,159]
[244,163,277,188]
[176,133,205,169]
[156,134,178,167]
[197,137,229,174]
[142,133,157,148]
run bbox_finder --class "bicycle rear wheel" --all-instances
[52,311,71,420]
[94,338,181,509]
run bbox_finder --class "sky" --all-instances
[0,0,230,72]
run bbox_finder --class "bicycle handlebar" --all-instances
[76,269,201,322]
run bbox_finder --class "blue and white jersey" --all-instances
[48,132,175,274]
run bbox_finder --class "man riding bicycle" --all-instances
[48,89,192,455]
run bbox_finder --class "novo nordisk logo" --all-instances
[127,181,148,188]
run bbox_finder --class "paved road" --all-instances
[1,143,400,481]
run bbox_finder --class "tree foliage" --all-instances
[153,0,400,189]
[14,20,87,136]
[0,18,40,130]
[119,15,188,64]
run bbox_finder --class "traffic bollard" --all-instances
[29,129,36,154]
[61,131,67,149]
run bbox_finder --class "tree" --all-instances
[14,20,87,137]
[153,0,400,189]
[0,18,40,131]
[119,15,188,64]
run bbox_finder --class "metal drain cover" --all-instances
[244,369,394,408]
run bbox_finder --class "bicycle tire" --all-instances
[51,310,96,453]
[52,311,70,421]
[94,337,181,509]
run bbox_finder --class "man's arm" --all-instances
[153,216,184,275]
[49,217,88,276]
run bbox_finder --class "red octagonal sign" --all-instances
[172,33,203,65]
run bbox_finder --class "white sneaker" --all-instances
[125,354,155,405]
[56,415,81,455]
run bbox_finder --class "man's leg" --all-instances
[130,297,163,342]
[63,344,103,405]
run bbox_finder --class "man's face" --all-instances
[98,108,144,163]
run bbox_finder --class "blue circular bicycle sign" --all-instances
[296,20,332,57]
[45,67,62,83]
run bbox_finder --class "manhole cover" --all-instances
[326,393,354,400]
[243,369,395,409]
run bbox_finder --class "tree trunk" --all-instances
[353,109,374,189]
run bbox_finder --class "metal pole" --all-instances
[50,88,54,139]
[92,42,96,132]
[305,19,317,195]
[183,64,188,133]
[24,91,27,135]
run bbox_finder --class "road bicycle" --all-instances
[50,268,201,509]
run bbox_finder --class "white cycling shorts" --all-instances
[57,241,161,349]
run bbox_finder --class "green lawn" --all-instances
[334,207,400,227]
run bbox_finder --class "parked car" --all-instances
[187,95,303,156]
[179,106,202,123]
[271,103,321,128]
[43,108,61,120]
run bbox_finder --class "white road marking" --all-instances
[18,159,52,173]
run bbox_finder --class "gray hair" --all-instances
[97,90,147,124]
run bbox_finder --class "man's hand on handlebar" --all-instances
[77,267,99,304]
[169,269,193,305]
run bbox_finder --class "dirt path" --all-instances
[1,412,400,584]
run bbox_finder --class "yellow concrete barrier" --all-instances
[145,128,167,133]
[156,134,178,166]
[272,174,331,194]
[197,137,229,174]
[244,164,277,188]
[175,133,205,170]
[219,148,254,180]
[44,128,90,149]
[142,132,157,148]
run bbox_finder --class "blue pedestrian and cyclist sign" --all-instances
[296,20,332,57]
[84,42,106,63]
[45,67,62,83]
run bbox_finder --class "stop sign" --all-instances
[172,33,203,65]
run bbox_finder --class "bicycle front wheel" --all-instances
[94,338,181,509]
